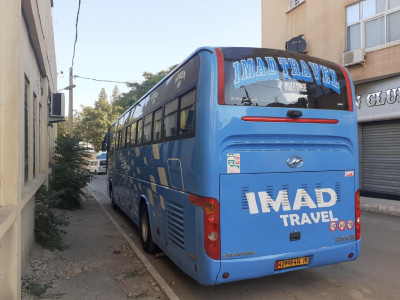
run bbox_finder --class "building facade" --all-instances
[0,0,58,298]
[262,0,400,198]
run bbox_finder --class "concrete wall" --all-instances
[0,0,57,298]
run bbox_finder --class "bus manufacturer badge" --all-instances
[227,153,240,174]
[287,156,303,168]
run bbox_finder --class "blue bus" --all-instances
[104,47,360,285]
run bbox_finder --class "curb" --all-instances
[361,204,400,217]
[85,188,180,300]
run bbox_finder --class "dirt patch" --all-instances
[22,194,167,300]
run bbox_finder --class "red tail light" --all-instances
[355,189,361,240]
[190,195,221,260]
[337,64,354,112]
[214,48,225,105]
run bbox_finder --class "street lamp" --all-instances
[57,84,76,92]
[68,67,75,137]
[57,75,76,136]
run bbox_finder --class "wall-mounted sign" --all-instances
[355,75,400,122]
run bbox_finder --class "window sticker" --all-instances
[227,153,240,174]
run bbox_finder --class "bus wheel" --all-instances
[140,206,156,253]
[111,191,119,211]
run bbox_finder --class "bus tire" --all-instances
[111,191,119,211]
[140,206,156,253]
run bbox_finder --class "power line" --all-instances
[71,0,82,67]
[74,75,136,85]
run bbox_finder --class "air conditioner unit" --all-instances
[51,93,65,117]
[342,49,365,67]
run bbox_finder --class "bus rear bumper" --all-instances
[215,240,360,284]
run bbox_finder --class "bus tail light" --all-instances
[355,189,361,240]
[337,64,354,112]
[214,48,225,105]
[190,195,221,260]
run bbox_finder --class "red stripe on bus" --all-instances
[214,48,225,105]
[241,116,339,124]
[337,64,354,112]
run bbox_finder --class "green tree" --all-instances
[113,65,177,111]
[74,88,120,151]
[57,118,68,137]
[110,85,120,105]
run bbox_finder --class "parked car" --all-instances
[88,159,107,174]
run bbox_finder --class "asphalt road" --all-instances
[88,175,400,300]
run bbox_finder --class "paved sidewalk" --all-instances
[22,192,168,300]
[361,196,400,217]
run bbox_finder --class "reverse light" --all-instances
[355,189,361,240]
[190,195,221,260]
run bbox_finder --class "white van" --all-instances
[88,159,107,174]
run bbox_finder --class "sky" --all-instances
[53,0,261,111]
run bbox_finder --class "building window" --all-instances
[33,93,37,177]
[288,0,304,10]
[346,0,400,51]
[24,78,29,182]
[39,103,42,173]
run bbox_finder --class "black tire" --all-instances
[111,191,120,211]
[140,206,156,253]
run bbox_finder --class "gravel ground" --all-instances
[22,193,167,300]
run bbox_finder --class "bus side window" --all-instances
[153,108,162,142]
[163,98,179,138]
[130,122,137,146]
[126,125,131,146]
[116,130,120,149]
[143,113,153,143]
[180,89,196,135]
[137,119,143,145]
[121,127,127,148]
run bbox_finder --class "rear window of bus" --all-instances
[222,48,350,110]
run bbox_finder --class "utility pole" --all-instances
[68,67,74,136]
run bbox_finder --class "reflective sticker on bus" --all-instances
[329,221,337,231]
[338,220,346,231]
[347,220,354,230]
[227,153,240,174]
[345,171,354,177]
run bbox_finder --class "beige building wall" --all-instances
[262,0,400,196]
[261,0,400,83]
[0,0,58,298]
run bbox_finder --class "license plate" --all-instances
[275,256,309,270]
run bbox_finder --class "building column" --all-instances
[0,0,22,299]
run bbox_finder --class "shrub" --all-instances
[50,135,91,209]
[22,275,53,297]
[34,186,69,250]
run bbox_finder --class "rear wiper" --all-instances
[241,85,257,106]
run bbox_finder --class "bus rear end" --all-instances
[209,48,360,284]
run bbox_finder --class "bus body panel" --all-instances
[220,172,356,257]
